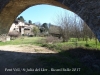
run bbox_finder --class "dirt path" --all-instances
[0,45,56,75]
[0,45,55,53]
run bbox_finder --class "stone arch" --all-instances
[0,0,100,40]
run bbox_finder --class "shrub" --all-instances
[45,36,61,44]
[36,38,46,45]
[85,44,90,47]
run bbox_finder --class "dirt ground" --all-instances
[0,45,56,75]
[0,45,55,53]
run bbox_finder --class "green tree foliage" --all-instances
[39,27,45,33]
[42,23,48,31]
[17,16,25,22]
[33,27,39,36]
[28,20,32,24]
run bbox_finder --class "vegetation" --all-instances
[42,23,49,31]
[17,16,25,22]
[0,37,43,46]
[54,13,95,42]
[28,20,32,24]
[40,37,100,52]
[33,27,40,36]
[0,37,100,51]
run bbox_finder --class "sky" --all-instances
[18,4,77,25]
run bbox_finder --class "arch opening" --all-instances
[8,4,98,49]
[11,4,93,42]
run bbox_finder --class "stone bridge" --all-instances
[0,0,100,40]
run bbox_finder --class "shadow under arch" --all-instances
[0,0,100,40]
[0,47,100,75]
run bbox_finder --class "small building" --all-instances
[9,20,36,36]
[49,25,62,38]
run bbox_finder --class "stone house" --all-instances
[49,25,62,38]
[9,20,36,36]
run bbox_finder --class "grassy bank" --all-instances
[0,37,100,51]
[0,37,43,46]
[40,37,100,52]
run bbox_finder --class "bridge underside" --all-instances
[0,0,100,40]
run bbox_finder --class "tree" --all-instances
[42,23,48,32]
[54,12,70,42]
[54,10,96,44]
[17,16,25,22]
[33,27,39,36]
[39,27,45,33]
[28,20,32,24]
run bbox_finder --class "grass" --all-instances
[40,37,100,52]
[0,37,44,46]
[1,37,100,51]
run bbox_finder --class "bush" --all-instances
[36,38,46,45]
[85,44,90,47]
[45,36,61,44]
[41,43,48,47]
